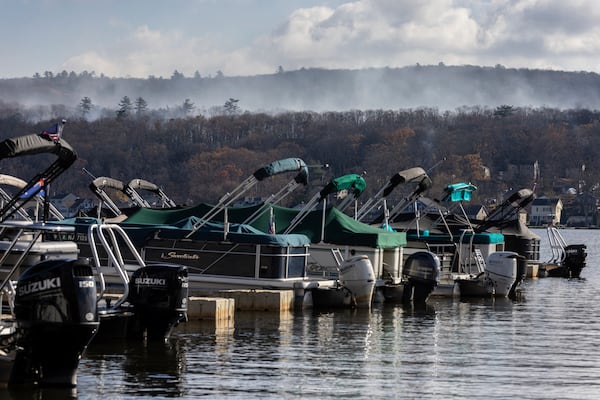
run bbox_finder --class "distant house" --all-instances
[68,198,96,217]
[50,193,78,216]
[463,204,488,220]
[529,197,563,226]
[50,194,95,218]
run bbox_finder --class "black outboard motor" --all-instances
[563,244,587,278]
[127,264,188,341]
[402,251,440,303]
[11,258,99,387]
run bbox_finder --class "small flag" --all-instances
[40,122,64,142]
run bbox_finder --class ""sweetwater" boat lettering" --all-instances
[160,251,199,260]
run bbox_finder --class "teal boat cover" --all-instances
[407,230,504,244]
[252,157,308,184]
[442,182,477,202]
[53,215,311,247]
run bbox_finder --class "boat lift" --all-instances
[185,157,309,238]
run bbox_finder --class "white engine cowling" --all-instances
[339,255,376,308]
[486,251,519,297]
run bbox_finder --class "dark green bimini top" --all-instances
[319,174,366,199]
[283,206,406,248]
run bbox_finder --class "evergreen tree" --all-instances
[183,98,195,115]
[79,96,93,117]
[224,98,239,115]
[117,96,133,119]
[135,97,148,115]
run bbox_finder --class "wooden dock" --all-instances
[185,289,296,325]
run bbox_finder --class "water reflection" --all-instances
[0,387,77,400]
[29,229,600,399]
[73,338,185,398]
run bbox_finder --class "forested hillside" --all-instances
[0,105,597,209]
[3,65,600,114]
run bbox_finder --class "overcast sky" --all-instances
[1,0,599,79]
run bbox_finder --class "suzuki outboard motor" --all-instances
[127,264,188,341]
[12,258,99,387]
[402,251,440,303]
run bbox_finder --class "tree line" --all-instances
[0,105,597,211]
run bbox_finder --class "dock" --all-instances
[185,289,296,326]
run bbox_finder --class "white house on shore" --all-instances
[529,197,563,226]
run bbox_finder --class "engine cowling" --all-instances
[12,258,99,387]
[127,263,189,341]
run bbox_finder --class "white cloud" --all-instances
[61,0,600,77]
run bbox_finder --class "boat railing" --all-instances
[423,242,456,274]
[87,223,146,310]
[0,280,16,322]
[306,247,349,279]
[457,229,485,275]
[546,226,567,264]
[0,222,75,319]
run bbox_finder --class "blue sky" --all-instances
[1,0,599,79]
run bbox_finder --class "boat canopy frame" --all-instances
[356,167,432,225]
[186,157,309,238]
[125,178,177,209]
[89,176,126,218]
[282,173,366,238]
[0,121,77,223]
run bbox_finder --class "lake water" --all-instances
[2,228,599,399]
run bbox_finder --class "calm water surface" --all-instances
[3,228,599,399]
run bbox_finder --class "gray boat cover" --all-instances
[0,133,76,166]
[252,158,308,184]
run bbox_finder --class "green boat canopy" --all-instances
[124,203,406,248]
[319,174,366,199]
